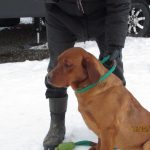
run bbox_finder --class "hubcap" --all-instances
[128,7,145,35]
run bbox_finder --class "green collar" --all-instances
[75,56,116,94]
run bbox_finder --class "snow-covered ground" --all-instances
[0,37,150,150]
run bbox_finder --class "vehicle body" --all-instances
[0,0,45,18]
[0,0,45,27]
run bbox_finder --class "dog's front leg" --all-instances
[100,128,116,150]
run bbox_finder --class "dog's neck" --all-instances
[71,76,94,90]
[71,62,122,93]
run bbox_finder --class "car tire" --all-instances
[0,18,20,27]
[128,0,150,37]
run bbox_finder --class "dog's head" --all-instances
[47,47,103,89]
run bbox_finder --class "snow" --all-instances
[30,43,48,50]
[20,18,33,24]
[0,37,150,150]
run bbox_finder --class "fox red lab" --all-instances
[47,47,150,150]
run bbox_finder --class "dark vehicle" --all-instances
[128,0,150,37]
[0,0,45,27]
[0,0,150,37]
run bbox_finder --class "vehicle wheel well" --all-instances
[132,0,150,5]
[145,0,150,5]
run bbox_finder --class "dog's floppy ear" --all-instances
[82,55,100,83]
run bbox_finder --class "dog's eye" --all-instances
[64,63,72,68]
[63,59,73,68]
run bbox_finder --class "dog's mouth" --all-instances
[46,75,52,85]
[46,74,69,88]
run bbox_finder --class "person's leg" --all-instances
[96,35,126,85]
[43,3,76,150]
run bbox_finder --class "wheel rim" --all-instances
[128,7,146,35]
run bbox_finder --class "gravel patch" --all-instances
[0,24,49,63]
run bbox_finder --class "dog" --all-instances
[47,47,150,150]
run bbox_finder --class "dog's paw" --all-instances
[89,146,97,150]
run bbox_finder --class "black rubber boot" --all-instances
[43,96,68,150]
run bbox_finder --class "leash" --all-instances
[55,56,119,150]
[56,141,121,150]
[55,140,96,150]
[55,55,118,150]
[75,55,117,93]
